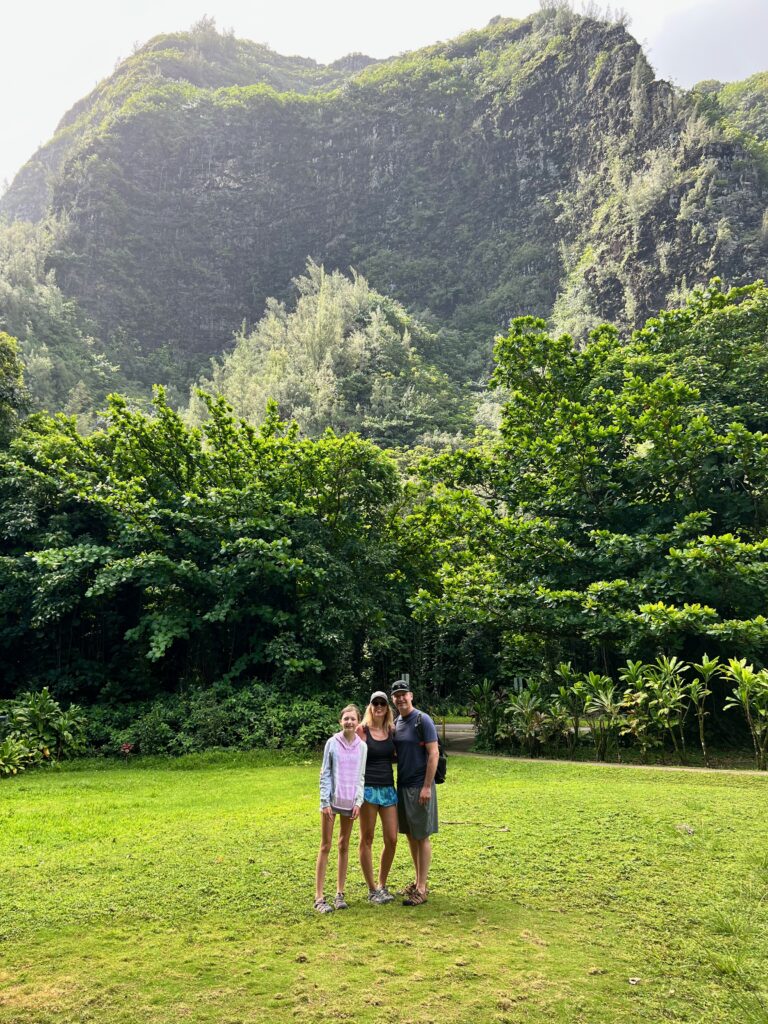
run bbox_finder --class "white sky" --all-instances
[2,0,767,191]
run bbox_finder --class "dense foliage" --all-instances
[471,653,768,769]
[0,221,126,420]
[188,262,472,445]
[0,389,409,702]
[2,9,765,407]
[81,687,342,759]
[407,280,768,714]
[3,278,768,768]
[0,687,85,775]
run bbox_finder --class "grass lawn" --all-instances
[1,752,767,1024]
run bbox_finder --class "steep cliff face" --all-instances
[0,21,359,224]
[3,10,766,390]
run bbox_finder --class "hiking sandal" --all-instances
[333,892,349,910]
[401,881,428,897]
[314,897,334,914]
[402,888,428,906]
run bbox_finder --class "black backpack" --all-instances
[415,712,447,784]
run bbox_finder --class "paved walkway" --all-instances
[440,722,476,752]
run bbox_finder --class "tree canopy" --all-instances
[4,279,768,712]
[188,262,472,446]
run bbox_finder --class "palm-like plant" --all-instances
[689,654,722,767]
[583,672,622,761]
[645,656,690,765]
[469,678,500,749]
[554,661,587,752]
[723,659,768,771]
[618,660,660,762]
[503,684,550,756]
[545,694,573,757]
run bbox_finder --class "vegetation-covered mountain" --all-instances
[1,17,370,225]
[696,72,768,147]
[1,6,766,411]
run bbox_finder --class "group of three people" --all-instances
[314,679,439,912]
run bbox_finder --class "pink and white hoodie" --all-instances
[319,731,367,812]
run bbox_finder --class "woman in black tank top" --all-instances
[355,691,398,903]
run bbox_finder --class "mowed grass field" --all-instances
[1,753,767,1024]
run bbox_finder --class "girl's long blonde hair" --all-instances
[362,700,394,733]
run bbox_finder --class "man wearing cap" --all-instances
[391,679,439,906]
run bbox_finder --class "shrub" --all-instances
[468,679,501,749]
[723,659,768,770]
[0,737,33,777]
[82,686,343,758]
[1,687,86,768]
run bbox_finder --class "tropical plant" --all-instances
[618,660,661,762]
[468,678,502,749]
[4,688,86,762]
[500,683,551,756]
[723,659,768,770]
[0,736,33,776]
[545,693,573,756]
[689,654,722,767]
[645,656,691,765]
[583,672,622,761]
[554,661,587,752]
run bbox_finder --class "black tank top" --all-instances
[363,727,395,787]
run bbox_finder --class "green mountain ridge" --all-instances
[1,18,370,224]
[1,8,767,418]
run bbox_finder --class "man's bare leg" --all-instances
[414,837,431,893]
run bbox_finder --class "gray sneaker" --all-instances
[334,891,349,910]
[367,888,385,904]
[376,885,395,904]
[314,897,334,914]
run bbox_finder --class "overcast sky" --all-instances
[2,0,766,191]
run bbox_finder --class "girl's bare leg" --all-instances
[377,805,398,888]
[358,802,378,891]
[336,814,355,894]
[315,812,335,901]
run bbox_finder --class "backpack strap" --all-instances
[415,712,425,746]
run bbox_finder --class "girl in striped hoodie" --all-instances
[314,704,367,913]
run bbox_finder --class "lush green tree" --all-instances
[188,261,472,447]
[0,389,409,699]
[410,280,768,698]
[0,332,28,444]
[0,220,122,420]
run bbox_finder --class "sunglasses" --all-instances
[371,699,388,707]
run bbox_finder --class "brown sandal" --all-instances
[401,881,429,897]
[402,888,427,906]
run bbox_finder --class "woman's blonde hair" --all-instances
[339,704,361,723]
[362,700,394,733]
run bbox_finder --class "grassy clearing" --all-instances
[1,753,767,1023]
